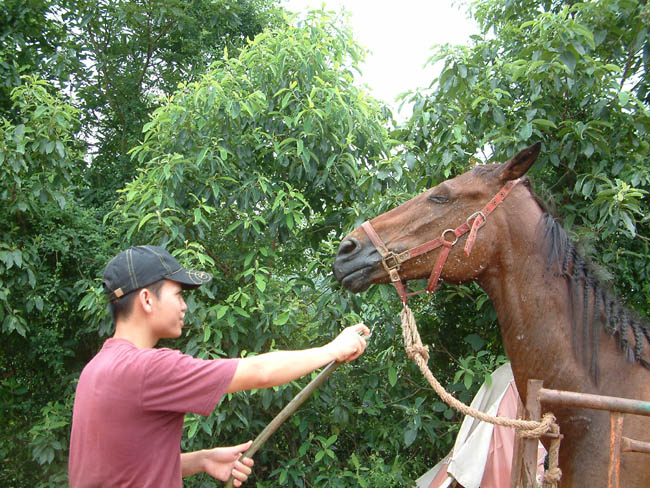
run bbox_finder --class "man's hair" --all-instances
[109,279,166,325]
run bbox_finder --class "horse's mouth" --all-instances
[334,264,375,292]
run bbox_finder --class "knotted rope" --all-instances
[400,304,562,487]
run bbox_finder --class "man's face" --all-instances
[149,280,187,339]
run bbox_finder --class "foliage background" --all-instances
[1,0,648,486]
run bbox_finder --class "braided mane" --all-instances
[538,211,650,384]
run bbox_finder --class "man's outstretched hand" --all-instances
[326,322,370,362]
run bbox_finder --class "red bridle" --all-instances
[361,178,522,304]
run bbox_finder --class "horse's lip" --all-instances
[338,265,374,292]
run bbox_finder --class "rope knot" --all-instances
[544,466,562,485]
[518,412,556,438]
[405,344,430,362]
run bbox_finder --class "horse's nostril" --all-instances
[338,238,359,256]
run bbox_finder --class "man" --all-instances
[69,245,369,487]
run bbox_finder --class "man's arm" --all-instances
[227,323,369,393]
[181,441,254,487]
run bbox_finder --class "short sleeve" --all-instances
[141,349,239,416]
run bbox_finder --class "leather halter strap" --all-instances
[361,178,522,303]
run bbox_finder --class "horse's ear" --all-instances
[499,142,541,181]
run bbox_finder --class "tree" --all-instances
[62,0,284,203]
[0,0,73,117]
[0,2,287,486]
[0,76,112,486]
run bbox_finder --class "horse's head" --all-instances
[333,143,542,296]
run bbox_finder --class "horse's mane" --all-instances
[532,192,650,384]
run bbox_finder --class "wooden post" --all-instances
[522,379,543,487]
[510,400,526,488]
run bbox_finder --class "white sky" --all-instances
[281,0,479,119]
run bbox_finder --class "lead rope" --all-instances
[400,304,562,487]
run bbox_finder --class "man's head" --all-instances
[103,246,212,325]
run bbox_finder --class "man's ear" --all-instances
[137,289,153,312]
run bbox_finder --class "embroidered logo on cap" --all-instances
[186,270,211,284]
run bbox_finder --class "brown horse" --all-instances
[333,143,650,487]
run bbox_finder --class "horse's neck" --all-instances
[477,212,588,398]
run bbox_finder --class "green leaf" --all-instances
[559,51,575,72]
[188,420,198,439]
[11,250,23,268]
[137,213,157,230]
[279,470,288,484]
[519,123,533,140]
[471,95,486,109]
[255,274,267,292]
[620,212,636,237]
[463,372,473,390]
[196,147,209,165]
[224,220,243,235]
[55,141,65,157]
[273,311,290,325]
[464,334,485,351]
[233,306,250,318]
[215,306,228,320]
[404,427,418,447]
[388,366,398,387]
[618,91,630,106]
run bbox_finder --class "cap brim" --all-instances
[166,268,212,289]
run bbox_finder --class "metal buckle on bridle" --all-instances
[466,210,486,229]
[381,251,411,282]
[382,253,400,271]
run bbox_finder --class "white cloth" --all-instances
[416,363,545,488]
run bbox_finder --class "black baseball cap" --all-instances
[102,245,212,301]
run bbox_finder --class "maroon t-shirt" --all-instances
[69,338,239,487]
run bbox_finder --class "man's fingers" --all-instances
[343,331,368,362]
[230,461,253,487]
[353,322,371,336]
[232,464,252,478]
[239,456,254,467]
[235,458,253,473]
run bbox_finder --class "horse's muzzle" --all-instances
[333,237,380,292]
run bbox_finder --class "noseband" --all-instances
[361,178,522,304]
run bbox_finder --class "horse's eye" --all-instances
[428,194,449,204]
